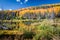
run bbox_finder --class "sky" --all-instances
[0,0,60,10]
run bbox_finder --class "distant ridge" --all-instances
[20,3,60,9]
[35,3,60,8]
[39,3,60,7]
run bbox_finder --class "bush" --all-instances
[33,19,60,40]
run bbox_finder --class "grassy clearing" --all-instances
[0,19,60,40]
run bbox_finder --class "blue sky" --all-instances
[0,0,60,10]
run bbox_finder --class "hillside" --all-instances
[0,3,60,40]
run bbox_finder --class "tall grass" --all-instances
[33,19,60,40]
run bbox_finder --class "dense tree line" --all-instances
[21,11,58,20]
[0,11,16,20]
